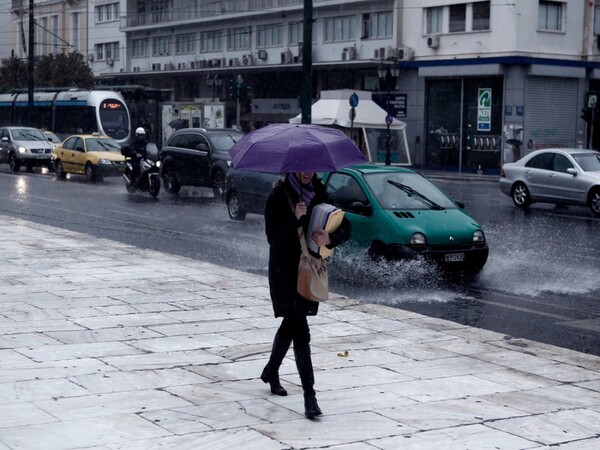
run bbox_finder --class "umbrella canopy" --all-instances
[229,123,367,173]
[168,119,188,130]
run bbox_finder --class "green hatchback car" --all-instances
[323,164,489,276]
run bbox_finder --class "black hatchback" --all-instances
[159,128,244,198]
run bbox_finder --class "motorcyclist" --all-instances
[129,127,148,182]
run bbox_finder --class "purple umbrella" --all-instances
[229,123,367,173]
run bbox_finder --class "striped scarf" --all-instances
[288,173,315,205]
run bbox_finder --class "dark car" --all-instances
[159,127,244,197]
[225,169,282,220]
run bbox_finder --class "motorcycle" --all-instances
[122,143,161,198]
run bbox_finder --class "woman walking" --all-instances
[262,171,351,419]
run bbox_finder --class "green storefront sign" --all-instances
[477,88,491,131]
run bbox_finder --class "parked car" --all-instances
[51,133,126,181]
[0,126,54,172]
[323,164,489,276]
[43,131,62,150]
[499,148,600,216]
[225,169,282,220]
[159,127,244,198]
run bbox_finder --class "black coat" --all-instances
[264,176,351,318]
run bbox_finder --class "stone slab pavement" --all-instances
[1,214,599,450]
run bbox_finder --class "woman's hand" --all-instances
[311,229,331,247]
[295,201,307,220]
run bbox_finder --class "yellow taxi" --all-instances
[52,133,126,181]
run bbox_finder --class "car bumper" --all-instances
[18,154,52,165]
[499,178,512,196]
[96,164,127,176]
[372,242,489,273]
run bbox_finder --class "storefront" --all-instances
[424,76,503,174]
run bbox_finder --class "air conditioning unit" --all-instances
[280,50,293,64]
[257,49,268,60]
[397,46,414,60]
[177,62,188,70]
[228,58,240,67]
[374,47,385,60]
[242,54,253,66]
[152,63,162,71]
[106,57,114,66]
[220,58,226,67]
[387,47,399,60]
[133,66,141,72]
[342,47,357,61]
[165,62,175,70]
[87,53,94,62]
[427,35,440,49]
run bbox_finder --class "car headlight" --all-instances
[17,146,28,154]
[98,159,111,165]
[473,230,485,247]
[156,160,161,168]
[410,232,427,250]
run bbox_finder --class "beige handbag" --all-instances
[297,227,329,302]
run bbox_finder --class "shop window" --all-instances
[538,1,563,31]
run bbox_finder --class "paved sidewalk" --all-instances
[1,214,600,450]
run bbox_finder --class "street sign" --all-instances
[349,92,359,108]
[385,114,393,126]
[349,108,356,121]
[477,88,492,132]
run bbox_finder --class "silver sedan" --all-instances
[499,148,600,216]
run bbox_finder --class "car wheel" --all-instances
[55,160,66,179]
[211,170,226,200]
[9,154,20,172]
[512,182,531,208]
[162,165,181,194]
[590,188,600,217]
[85,162,96,182]
[227,191,247,221]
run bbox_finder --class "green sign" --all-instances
[478,88,491,132]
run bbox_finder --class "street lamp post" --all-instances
[377,64,400,165]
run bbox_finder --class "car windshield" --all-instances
[13,128,46,141]
[211,133,244,151]
[364,172,457,210]
[86,138,121,152]
[44,132,60,142]
[573,153,600,172]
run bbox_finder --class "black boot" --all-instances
[261,330,291,396]
[294,345,322,419]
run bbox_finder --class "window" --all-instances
[153,36,172,56]
[472,1,490,31]
[427,7,443,34]
[324,16,356,42]
[96,3,119,23]
[227,26,250,50]
[553,154,573,173]
[51,15,59,52]
[257,24,283,48]
[539,1,563,31]
[200,30,222,52]
[95,42,119,61]
[176,33,196,54]
[41,17,48,55]
[449,4,466,32]
[289,22,303,45]
[131,38,149,58]
[526,152,554,170]
[71,13,79,51]
[363,11,393,39]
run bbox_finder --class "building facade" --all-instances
[7,1,600,173]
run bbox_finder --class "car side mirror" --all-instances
[455,201,465,209]
[349,201,372,216]
[1,137,7,142]
[197,143,209,151]
[566,168,577,176]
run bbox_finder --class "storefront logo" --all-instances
[478,88,491,132]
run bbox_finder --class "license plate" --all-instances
[445,252,465,262]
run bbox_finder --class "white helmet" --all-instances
[135,127,146,136]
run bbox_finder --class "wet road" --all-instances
[1,166,599,355]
